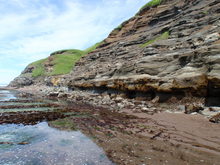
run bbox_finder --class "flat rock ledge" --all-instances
[14,85,220,123]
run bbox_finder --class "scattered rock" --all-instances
[117,103,124,109]
[18,142,29,145]
[58,93,68,98]
[18,92,33,97]
[177,105,186,112]
[204,33,220,43]
[8,0,220,117]
[114,96,123,103]
[209,113,220,123]
[142,107,149,111]
[151,96,160,104]
[201,107,220,117]
[48,92,59,97]
[185,104,204,114]
[209,107,220,112]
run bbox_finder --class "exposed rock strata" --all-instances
[10,0,220,106]
[68,0,220,103]
[15,85,220,121]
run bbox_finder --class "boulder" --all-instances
[185,104,204,114]
[209,113,220,123]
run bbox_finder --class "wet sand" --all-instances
[124,110,220,155]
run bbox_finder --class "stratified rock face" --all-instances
[9,0,220,104]
[67,0,220,100]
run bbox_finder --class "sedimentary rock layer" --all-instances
[10,0,220,102]
[68,0,220,99]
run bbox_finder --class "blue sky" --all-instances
[0,0,149,84]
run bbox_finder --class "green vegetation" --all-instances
[50,118,77,130]
[141,31,169,47]
[111,0,164,35]
[30,59,47,77]
[137,0,163,15]
[49,50,83,75]
[113,24,123,33]
[111,17,134,35]
[202,10,208,15]
[112,0,164,35]
[23,0,167,78]
[30,50,83,77]
[29,42,102,77]
[111,19,130,34]
[84,41,102,54]
[64,112,91,118]
[140,0,163,9]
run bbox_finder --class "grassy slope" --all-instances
[49,50,84,76]
[30,43,101,77]
[31,59,47,77]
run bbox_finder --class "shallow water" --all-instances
[0,107,58,113]
[0,90,114,165]
[0,122,113,165]
[0,90,16,101]
[0,102,46,106]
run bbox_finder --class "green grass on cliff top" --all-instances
[49,52,83,76]
[136,0,163,16]
[141,31,169,47]
[140,0,163,10]
[84,42,102,54]
[31,59,47,77]
[110,0,163,36]
[30,42,101,77]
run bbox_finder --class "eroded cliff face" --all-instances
[10,0,220,104]
[67,0,220,103]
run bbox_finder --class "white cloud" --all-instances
[0,0,148,84]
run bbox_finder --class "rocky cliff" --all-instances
[10,0,220,105]
[69,0,220,105]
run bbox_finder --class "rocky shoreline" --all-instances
[7,85,220,124]
[7,0,220,124]
[2,0,220,163]
[1,87,220,164]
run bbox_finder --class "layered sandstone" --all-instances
[68,0,220,103]
[10,0,220,105]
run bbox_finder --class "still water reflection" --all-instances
[0,122,114,165]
